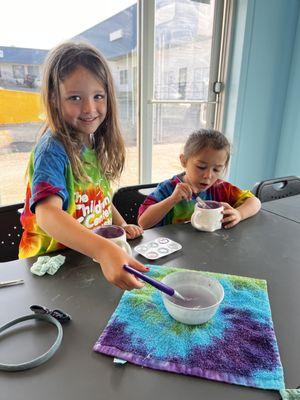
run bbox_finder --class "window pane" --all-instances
[152,102,210,183]
[0,0,137,205]
[152,0,217,182]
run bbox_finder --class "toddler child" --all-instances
[138,129,261,229]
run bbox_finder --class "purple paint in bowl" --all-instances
[94,225,124,239]
[197,200,221,209]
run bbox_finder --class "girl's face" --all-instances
[58,65,107,145]
[180,147,228,193]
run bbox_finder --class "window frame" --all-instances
[138,0,233,183]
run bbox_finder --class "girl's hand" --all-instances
[95,241,148,290]
[122,223,143,239]
[170,183,193,203]
[221,202,242,229]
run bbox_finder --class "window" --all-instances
[27,65,40,79]
[120,69,128,85]
[178,67,187,99]
[110,29,123,41]
[148,0,227,183]
[12,65,25,79]
[0,1,139,205]
[0,0,230,205]
[193,66,209,99]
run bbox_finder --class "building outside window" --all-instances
[151,0,225,182]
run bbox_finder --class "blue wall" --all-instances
[224,0,300,189]
[276,11,300,176]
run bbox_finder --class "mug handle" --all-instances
[191,209,202,228]
[116,240,132,256]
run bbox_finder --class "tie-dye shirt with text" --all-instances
[19,131,112,258]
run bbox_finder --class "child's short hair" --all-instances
[41,41,125,181]
[183,129,231,167]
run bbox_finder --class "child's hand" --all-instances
[95,242,148,290]
[122,224,143,239]
[221,202,242,229]
[171,183,193,203]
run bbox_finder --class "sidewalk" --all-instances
[0,122,41,154]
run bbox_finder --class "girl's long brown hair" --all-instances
[40,41,125,182]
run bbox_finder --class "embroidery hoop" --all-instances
[0,313,63,371]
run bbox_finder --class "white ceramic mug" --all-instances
[93,225,132,256]
[191,201,223,232]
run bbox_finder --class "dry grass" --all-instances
[0,152,30,205]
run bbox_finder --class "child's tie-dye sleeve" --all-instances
[138,178,177,222]
[213,180,254,208]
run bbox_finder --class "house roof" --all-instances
[0,5,137,64]
[0,46,48,64]
[0,0,209,65]
[73,4,137,60]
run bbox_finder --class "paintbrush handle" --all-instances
[123,265,175,297]
[196,196,209,208]
[0,279,24,288]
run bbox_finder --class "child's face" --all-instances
[59,65,107,145]
[181,147,228,193]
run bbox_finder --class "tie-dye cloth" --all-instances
[94,265,285,390]
[138,173,254,226]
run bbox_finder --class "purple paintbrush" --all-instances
[123,264,185,300]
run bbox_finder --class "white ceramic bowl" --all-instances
[161,271,224,325]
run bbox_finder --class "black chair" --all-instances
[113,183,158,224]
[251,176,300,202]
[0,202,24,262]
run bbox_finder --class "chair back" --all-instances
[113,183,158,224]
[0,203,24,262]
[252,176,300,202]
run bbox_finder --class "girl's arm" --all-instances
[138,197,176,229]
[111,203,127,226]
[138,182,193,229]
[111,204,143,239]
[35,195,148,289]
[221,197,261,229]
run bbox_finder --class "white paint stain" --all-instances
[51,294,61,302]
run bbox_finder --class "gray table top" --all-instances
[261,194,300,223]
[1,209,300,400]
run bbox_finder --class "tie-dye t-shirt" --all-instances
[19,131,112,259]
[138,173,254,226]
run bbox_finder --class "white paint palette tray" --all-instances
[134,237,182,260]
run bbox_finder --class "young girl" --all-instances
[138,129,261,229]
[19,41,147,290]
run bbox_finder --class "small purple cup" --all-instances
[94,225,125,239]
[93,225,132,255]
[197,200,222,210]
